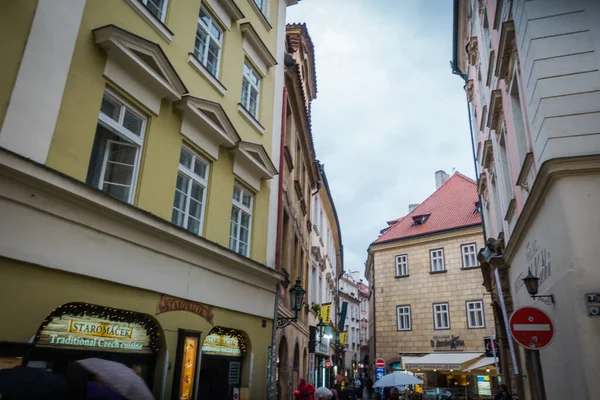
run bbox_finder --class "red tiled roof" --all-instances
[372,172,481,244]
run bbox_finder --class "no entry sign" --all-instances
[375,358,385,369]
[325,359,331,368]
[509,306,554,350]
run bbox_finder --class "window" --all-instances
[229,183,253,256]
[395,254,408,277]
[241,61,261,119]
[319,209,324,237]
[311,267,318,304]
[433,303,450,330]
[253,0,267,14]
[461,243,478,268]
[326,286,331,303]
[430,249,445,272]
[194,7,223,77]
[142,0,168,22]
[87,90,146,204]
[318,275,323,305]
[396,305,411,331]
[171,147,209,235]
[467,300,485,328]
[412,214,429,226]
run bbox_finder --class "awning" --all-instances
[464,357,497,372]
[401,356,424,369]
[404,353,483,371]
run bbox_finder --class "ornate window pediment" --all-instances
[93,25,187,115]
[232,141,277,191]
[240,22,277,70]
[487,89,503,131]
[481,139,494,169]
[467,37,479,66]
[495,21,517,87]
[175,96,240,159]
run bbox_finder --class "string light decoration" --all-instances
[34,302,161,352]
[202,326,248,356]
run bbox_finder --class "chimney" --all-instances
[435,170,450,189]
[408,203,419,213]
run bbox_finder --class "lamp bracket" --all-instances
[276,317,297,330]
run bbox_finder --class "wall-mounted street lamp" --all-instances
[522,269,554,305]
[277,279,306,329]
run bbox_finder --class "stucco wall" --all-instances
[372,227,491,363]
[507,173,600,400]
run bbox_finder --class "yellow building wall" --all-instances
[0,0,38,129]
[372,227,491,363]
[44,0,278,262]
[0,259,272,400]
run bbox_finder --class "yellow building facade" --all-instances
[0,0,297,398]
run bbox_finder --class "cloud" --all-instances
[287,0,475,280]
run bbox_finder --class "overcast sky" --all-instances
[287,0,476,280]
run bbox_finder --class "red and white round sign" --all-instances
[325,359,331,368]
[509,306,554,350]
[375,358,385,369]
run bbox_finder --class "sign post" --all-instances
[375,358,385,395]
[509,306,554,400]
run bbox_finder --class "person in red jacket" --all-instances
[294,378,310,400]
[307,381,316,400]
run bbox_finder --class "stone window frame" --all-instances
[396,305,412,331]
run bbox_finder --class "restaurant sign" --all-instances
[156,295,214,324]
[201,333,241,357]
[431,334,464,350]
[37,315,151,353]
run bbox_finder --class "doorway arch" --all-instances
[277,335,288,400]
[197,326,248,400]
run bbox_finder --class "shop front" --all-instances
[0,260,273,400]
[314,328,334,388]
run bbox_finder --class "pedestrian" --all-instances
[294,378,310,400]
[307,382,316,400]
[493,384,511,400]
[389,388,400,400]
[366,376,374,398]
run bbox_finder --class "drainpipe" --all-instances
[275,86,288,272]
[268,87,288,400]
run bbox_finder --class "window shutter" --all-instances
[229,361,241,385]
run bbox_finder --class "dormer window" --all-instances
[475,201,482,214]
[412,214,430,226]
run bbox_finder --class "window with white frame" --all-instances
[194,7,223,77]
[466,300,485,328]
[87,90,146,204]
[229,183,253,256]
[241,61,261,119]
[430,249,445,272]
[395,254,408,277]
[253,0,268,15]
[461,243,478,268]
[326,286,331,303]
[396,305,411,331]
[142,0,168,22]
[433,303,450,330]
[311,267,318,304]
[171,147,209,235]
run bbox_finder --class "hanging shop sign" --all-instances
[320,303,332,324]
[36,304,155,354]
[339,302,348,328]
[201,330,245,357]
[430,334,465,350]
[156,295,214,324]
[339,331,348,345]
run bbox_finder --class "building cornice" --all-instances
[504,155,600,261]
[369,224,483,252]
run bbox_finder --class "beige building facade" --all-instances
[367,172,495,393]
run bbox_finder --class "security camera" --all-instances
[588,306,600,316]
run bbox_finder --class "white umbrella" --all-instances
[373,372,423,388]
[76,358,154,400]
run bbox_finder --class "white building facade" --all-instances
[339,275,361,377]
[453,1,600,399]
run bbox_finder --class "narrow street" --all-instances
[0,1,599,400]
